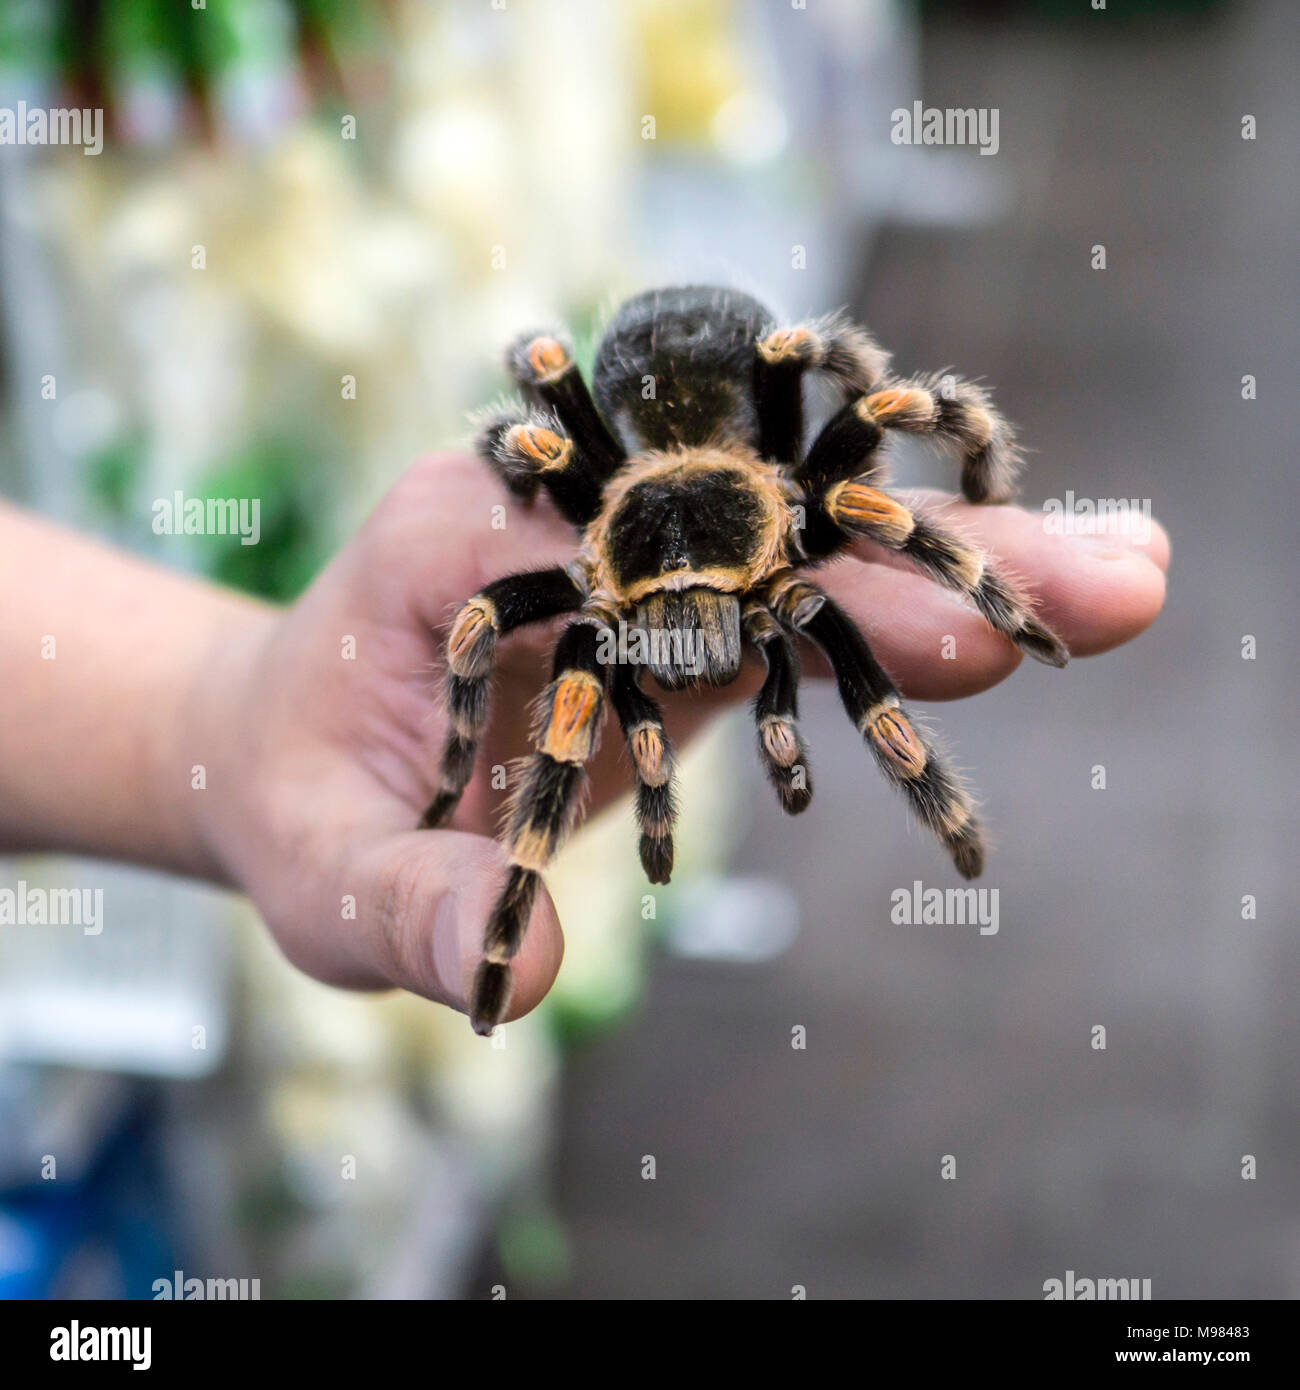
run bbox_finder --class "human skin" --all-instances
[0,454,1168,1025]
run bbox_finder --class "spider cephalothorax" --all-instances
[421,285,1067,1033]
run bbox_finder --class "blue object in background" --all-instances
[0,1084,176,1300]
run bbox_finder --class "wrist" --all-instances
[167,597,279,890]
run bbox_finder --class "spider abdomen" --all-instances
[592,285,774,453]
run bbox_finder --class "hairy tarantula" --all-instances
[420,285,1067,1034]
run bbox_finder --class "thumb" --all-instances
[346,828,565,1026]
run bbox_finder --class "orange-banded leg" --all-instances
[419,567,585,831]
[754,313,890,464]
[473,617,610,1034]
[821,482,1069,667]
[797,376,1020,504]
[507,331,625,483]
[742,601,812,814]
[770,578,984,879]
[610,663,678,884]
[476,403,604,526]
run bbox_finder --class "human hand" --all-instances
[191,455,1168,1027]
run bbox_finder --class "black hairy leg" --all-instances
[419,566,585,831]
[799,375,1020,505]
[473,617,610,1034]
[769,576,984,878]
[811,481,1068,667]
[794,391,887,495]
[610,663,678,884]
[507,331,626,483]
[871,375,1020,504]
[742,601,812,814]
[753,312,890,465]
[474,402,605,526]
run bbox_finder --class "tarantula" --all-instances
[420,285,1067,1034]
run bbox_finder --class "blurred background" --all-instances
[0,0,1295,1299]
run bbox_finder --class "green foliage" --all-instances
[86,435,142,519]
[197,441,332,601]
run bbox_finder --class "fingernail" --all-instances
[1062,533,1150,561]
[431,890,468,1007]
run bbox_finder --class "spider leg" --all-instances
[610,661,678,884]
[475,402,604,526]
[418,567,585,830]
[799,375,1019,504]
[769,577,984,878]
[742,600,812,813]
[473,615,611,1034]
[811,481,1068,667]
[754,312,889,464]
[507,331,626,482]
[795,392,888,495]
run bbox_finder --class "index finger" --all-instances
[815,489,1168,700]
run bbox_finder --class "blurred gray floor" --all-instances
[538,3,1299,1298]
